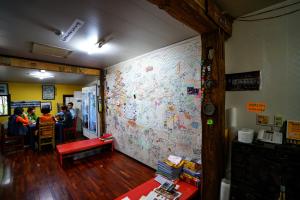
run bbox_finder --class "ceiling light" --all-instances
[29,70,54,80]
[77,40,108,54]
[97,40,105,48]
[75,32,117,55]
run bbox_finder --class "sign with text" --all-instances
[11,101,41,108]
[287,120,300,140]
[226,71,260,91]
[246,102,266,113]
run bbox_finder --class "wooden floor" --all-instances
[0,148,155,200]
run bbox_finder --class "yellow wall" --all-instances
[0,82,83,123]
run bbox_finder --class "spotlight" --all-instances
[97,40,105,48]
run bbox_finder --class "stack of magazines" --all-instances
[157,159,184,181]
[180,158,201,187]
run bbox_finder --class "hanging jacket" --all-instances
[7,114,28,136]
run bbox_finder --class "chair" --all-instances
[0,123,24,154]
[37,122,55,151]
[63,116,78,141]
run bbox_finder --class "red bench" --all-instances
[56,137,114,166]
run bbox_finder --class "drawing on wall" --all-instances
[105,37,202,168]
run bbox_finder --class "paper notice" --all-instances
[167,155,182,165]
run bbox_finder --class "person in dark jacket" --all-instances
[7,107,29,136]
[61,105,73,128]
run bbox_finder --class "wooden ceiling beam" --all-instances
[0,55,100,76]
[148,0,232,36]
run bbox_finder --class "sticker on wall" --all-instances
[256,114,269,125]
[187,87,199,95]
[247,102,266,113]
[145,66,153,72]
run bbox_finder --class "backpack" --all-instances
[7,115,27,136]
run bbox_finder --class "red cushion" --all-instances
[56,138,113,155]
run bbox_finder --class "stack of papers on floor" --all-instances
[157,157,184,181]
[180,158,201,187]
[100,133,113,142]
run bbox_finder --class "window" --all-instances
[0,95,10,116]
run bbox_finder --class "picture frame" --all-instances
[42,85,55,100]
[40,101,52,111]
[0,83,9,95]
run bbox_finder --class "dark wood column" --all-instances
[201,30,226,200]
[99,69,106,135]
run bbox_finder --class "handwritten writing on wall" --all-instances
[105,37,202,168]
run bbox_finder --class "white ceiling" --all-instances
[215,0,286,18]
[0,65,98,85]
[0,0,198,68]
[0,0,287,70]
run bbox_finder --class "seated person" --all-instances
[37,106,55,126]
[7,107,29,136]
[55,110,64,122]
[26,107,37,124]
[61,105,73,128]
[67,102,76,119]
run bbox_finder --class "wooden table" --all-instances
[115,178,198,200]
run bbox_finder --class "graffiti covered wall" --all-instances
[105,37,202,168]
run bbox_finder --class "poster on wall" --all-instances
[0,83,9,95]
[11,101,41,108]
[42,85,55,100]
[226,71,260,91]
[286,120,300,141]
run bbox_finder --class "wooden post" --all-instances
[99,69,106,135]
[201,30,226,200]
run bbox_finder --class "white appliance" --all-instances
[238,128,254,143]
[82,85,99,139]
[257,129,282,144]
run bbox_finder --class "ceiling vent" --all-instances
[31,42,72,58]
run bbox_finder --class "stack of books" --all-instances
[180,158,201,187]
[156,157,184,181]
[100,133,113,142]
